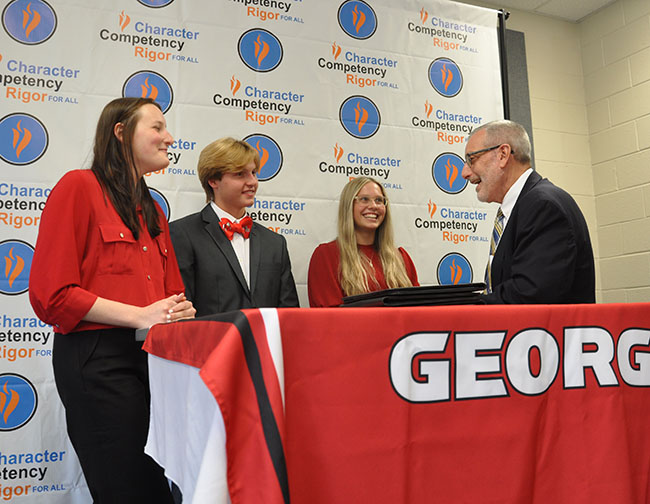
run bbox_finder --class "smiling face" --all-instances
[128,103,173,178]
[353,181,386,239]
[461,129,504,203]
[209,161,259,218]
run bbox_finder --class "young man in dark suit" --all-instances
[461,120,595,304]
[170,137,298,316]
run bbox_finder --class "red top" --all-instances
[307,240,419,307]
[29,170,185,334]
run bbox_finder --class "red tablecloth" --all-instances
[145,303,650,504]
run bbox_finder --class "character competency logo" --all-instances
[437,252,473,285]
[100,9,200,64]
[0,240,33,295]
[338,0,377,40]
[122,71,174,113]
[238,29,283,72]
[429,57,463,98]
[0,114,49,165]
[244,134,283,181]
[339,96,381,139]
[408,8,479,54]
[318,41,400,91]
[2,0,57,45]
[318,142,403,184]
[149,188,170,221]
[432,152,467,194]
[137,0,175,7]
[0,373,37,431]
[415,200,488,245]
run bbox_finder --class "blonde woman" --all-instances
[308,177,418,307]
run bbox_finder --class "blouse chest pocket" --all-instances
[153,233,169,271]
[97,224,138,276]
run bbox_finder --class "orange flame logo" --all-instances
[445,159,458,188]
[254,35,270,67]
[230,75,241,95]
[0,381,20,425]
[141,77,158,100]
[22,3,41,39]
[12,121,31,160]
[450,259,462,285]
[441,63,453,92]
[332,42,342,60]
[354,101,368,133]
[352,5,366,34]
[427,200,437,218]
[255,141,269,170]
[424,100,433,118]
[4,248,24,288]
[334,143,344,163]
[119,10,131,31]
[420,8,428,24]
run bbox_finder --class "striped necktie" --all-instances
[485,207,505,294]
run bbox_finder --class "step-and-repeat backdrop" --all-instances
[0,0,502,501]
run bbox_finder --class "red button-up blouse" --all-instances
[29,170,185,334]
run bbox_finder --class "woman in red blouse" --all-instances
[29,97,195,503]
[308,176,419,307]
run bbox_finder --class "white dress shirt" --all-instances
[210,202,251,287]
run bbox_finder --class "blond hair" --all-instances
[337,177,413,296]
[197,137,260,202]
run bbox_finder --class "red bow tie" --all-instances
[219,216,253,240]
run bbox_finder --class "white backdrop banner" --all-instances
[0,0,502,501]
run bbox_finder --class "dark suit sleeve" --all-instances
[278,235,299,307]
[484,198,580,304]
[169,220,196,303]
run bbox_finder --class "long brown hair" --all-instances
[91,97,162,239]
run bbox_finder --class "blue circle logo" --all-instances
[238,29,283,73]
[339,96,381,139]
[0,240,34,295]
[432,153,467,194]
[428,58,463,98]
[122,71,174,114]
[137,0,174,7]
[149,188,170,221]
[244,134,283,181]
[0,374,37,431]
[338,1,377,40]
[0,113,48,166]
[437,253,473,285]
[2,0,56,45]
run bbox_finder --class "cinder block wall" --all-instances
[581,0,650,302]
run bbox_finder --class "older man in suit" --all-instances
[461,120,595,304]
[170,137,298,316]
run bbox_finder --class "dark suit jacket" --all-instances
[484,171,595,304]
[170,205,299,316]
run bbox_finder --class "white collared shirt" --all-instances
[210,201,251,287]
[487,168,533,274]
[499,168,533,233]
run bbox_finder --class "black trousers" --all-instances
[53,328,173,504]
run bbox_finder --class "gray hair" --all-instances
[470,120,531,164]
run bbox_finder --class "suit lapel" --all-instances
[493,170,543,284]
[201,205,252,299]
[248,223,260,294]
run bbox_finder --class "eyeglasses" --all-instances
[465,144,514,167]
[354,196,387,206]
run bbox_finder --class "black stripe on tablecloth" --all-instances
[209,310,290,504]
